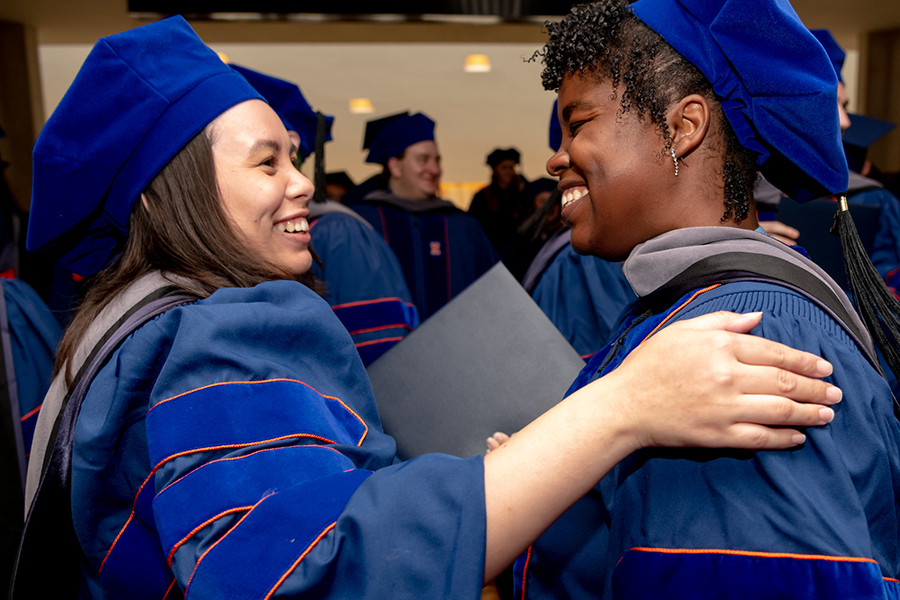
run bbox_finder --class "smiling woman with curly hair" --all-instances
[513,0,900,598]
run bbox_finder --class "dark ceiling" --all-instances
[126,0,582,20]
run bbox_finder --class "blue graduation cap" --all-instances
[549,99,562,152]
[27,16,262,276]
[230,64,333,162]
[631,0,848,201]
[843,113,897,173]
[810,30,846,83]
[363,112,408,151]
[365,113,435,165]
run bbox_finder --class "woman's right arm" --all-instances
[138,293,836,596]
[482,310,840,581]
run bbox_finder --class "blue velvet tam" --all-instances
[549,99,562,152]
[631,0,848,201]
[365,113,435,165]
[27,16,263,277]
[230,64,333,162]
[363,112,408,151]
[811,30,846,83]
[845,113,896,150]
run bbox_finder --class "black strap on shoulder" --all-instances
[641,252,879,371]
[10,288,196,600]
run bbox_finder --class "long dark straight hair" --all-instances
[54,127,318,383]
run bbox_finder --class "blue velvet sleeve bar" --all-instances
[309,212,419,365]
[71,280,486,599]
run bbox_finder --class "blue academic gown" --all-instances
[529,231,636,359]
[0,279,60,588]
[70,280,486,599]
[354,190,499,320]
[515,229,900,600]
[0,279,61,460]
[309,204,419,366]
[846,184,900,295]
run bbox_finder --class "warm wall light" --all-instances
[464,54,492,73]
[216,51,230,64]
[349,98,375,113]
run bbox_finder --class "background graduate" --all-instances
[353,113,499,320]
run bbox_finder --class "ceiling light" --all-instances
[349,98,375,114]
[464,54,491,73]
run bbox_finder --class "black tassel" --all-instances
[833,195,900,420]
[312,111,327,204]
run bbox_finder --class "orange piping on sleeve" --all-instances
[349,323,413,336]
[161,577,178,600]
[101,433,338,573]
[331,297,408,310]
[263,522,337,600]
[520,545,533,600]
[156,443,349,499]
[184,492,276,595]
[637,284,722,347]
[148,378,368,446]
[167,505,252,567]
[355,336,404,349]
[629,547,878,563]
[20,404,41,421]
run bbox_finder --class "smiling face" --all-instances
[388,140,442,200]
[549,73,685,261]
[549,72,746,261]
[211,100,314,277]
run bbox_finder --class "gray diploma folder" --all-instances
[366,263,587,460]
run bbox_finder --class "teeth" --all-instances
[561,188,588,209]
[277,218,309,233]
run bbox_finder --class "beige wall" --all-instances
[38,41,557,190]
[5,0,900,208]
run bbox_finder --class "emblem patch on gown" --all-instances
[429,241,442,256]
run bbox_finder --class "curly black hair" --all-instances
[537,0,757,223]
